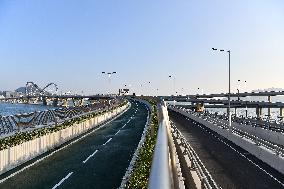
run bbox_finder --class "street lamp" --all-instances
[237,79,241,101]
[147,81,151,96]
[102,71,117,94]
[244,80,248,117]
[197,87,204,95]
[238,80,248,117]
[169,75,176,96]
[212,48,231,128]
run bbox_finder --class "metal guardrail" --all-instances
[148,103,172,189]
[148,102,185,189]
[149,103,219,189]
[182,106,284,132]
[148,118,172,189]
[171,106,284,157]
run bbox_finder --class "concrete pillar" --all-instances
[62,99,68,107]
[280,107,284,118]
[34,97,39,104]
[195,102,205,112]
[42,97,47,106]
[52,98,58,107]
[227,107,230,116]
[27,97,31,104]
[234,108,237,116]
[72,98,76,107]
[268,96,271,117]
[256,107,263,118]
[80,99,84,106]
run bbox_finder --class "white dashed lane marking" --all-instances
[115,130,120,136]
[103,138,112,146]
[52,172,73,189]
[82,150,99,164]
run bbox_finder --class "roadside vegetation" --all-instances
[125,97,159,189]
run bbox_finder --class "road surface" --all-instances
[0,99,148,189]
[169,110,284,189]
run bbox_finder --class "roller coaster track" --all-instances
[26,82,58,96]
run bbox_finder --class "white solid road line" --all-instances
[103,138,112,146]
[52,172,73,189]
[82,150,99,164]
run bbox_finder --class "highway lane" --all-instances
[169,110,284,189]
[0,100,149,189]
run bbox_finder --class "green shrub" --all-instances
[126,98,158,189]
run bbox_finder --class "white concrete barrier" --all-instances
[169,107,284,175]
[0,103,129,175]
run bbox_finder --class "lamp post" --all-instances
[197,87,204,95]
[240,80,248,117]
[212,48,231,128]
[140,83,143,96]
[243,80,248,117]
[147,81,151,96]
[237,79,241,101]
[102,71,117,94]
[169,75,176,96]
[238,79,248,117]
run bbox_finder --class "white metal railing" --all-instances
[148,102,172,189]
[148,102,185,189]
[169,105,284,175]
[170,105,284,156]
[148,118,172,189]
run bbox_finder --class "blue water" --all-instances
[0,103,56,116]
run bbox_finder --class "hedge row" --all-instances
[0,100,128,151]
[125,98,159,189]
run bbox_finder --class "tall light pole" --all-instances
[244,80,248,117]
[102,71,117,94]
[169,75,176,96]
[197,87,204,95]
[237,79,241,101]
[212,48,231,128]
[140,83,143,96]
[239,80,248,117]
[148,81,151,96]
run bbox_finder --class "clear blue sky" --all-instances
[0,0,283,95]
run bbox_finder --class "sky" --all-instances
[0,0,284,95]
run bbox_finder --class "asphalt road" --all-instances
[169,110,284,189]
[0,99,148,189]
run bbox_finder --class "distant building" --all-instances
[119,89,130,96]
[3,91,21,98]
